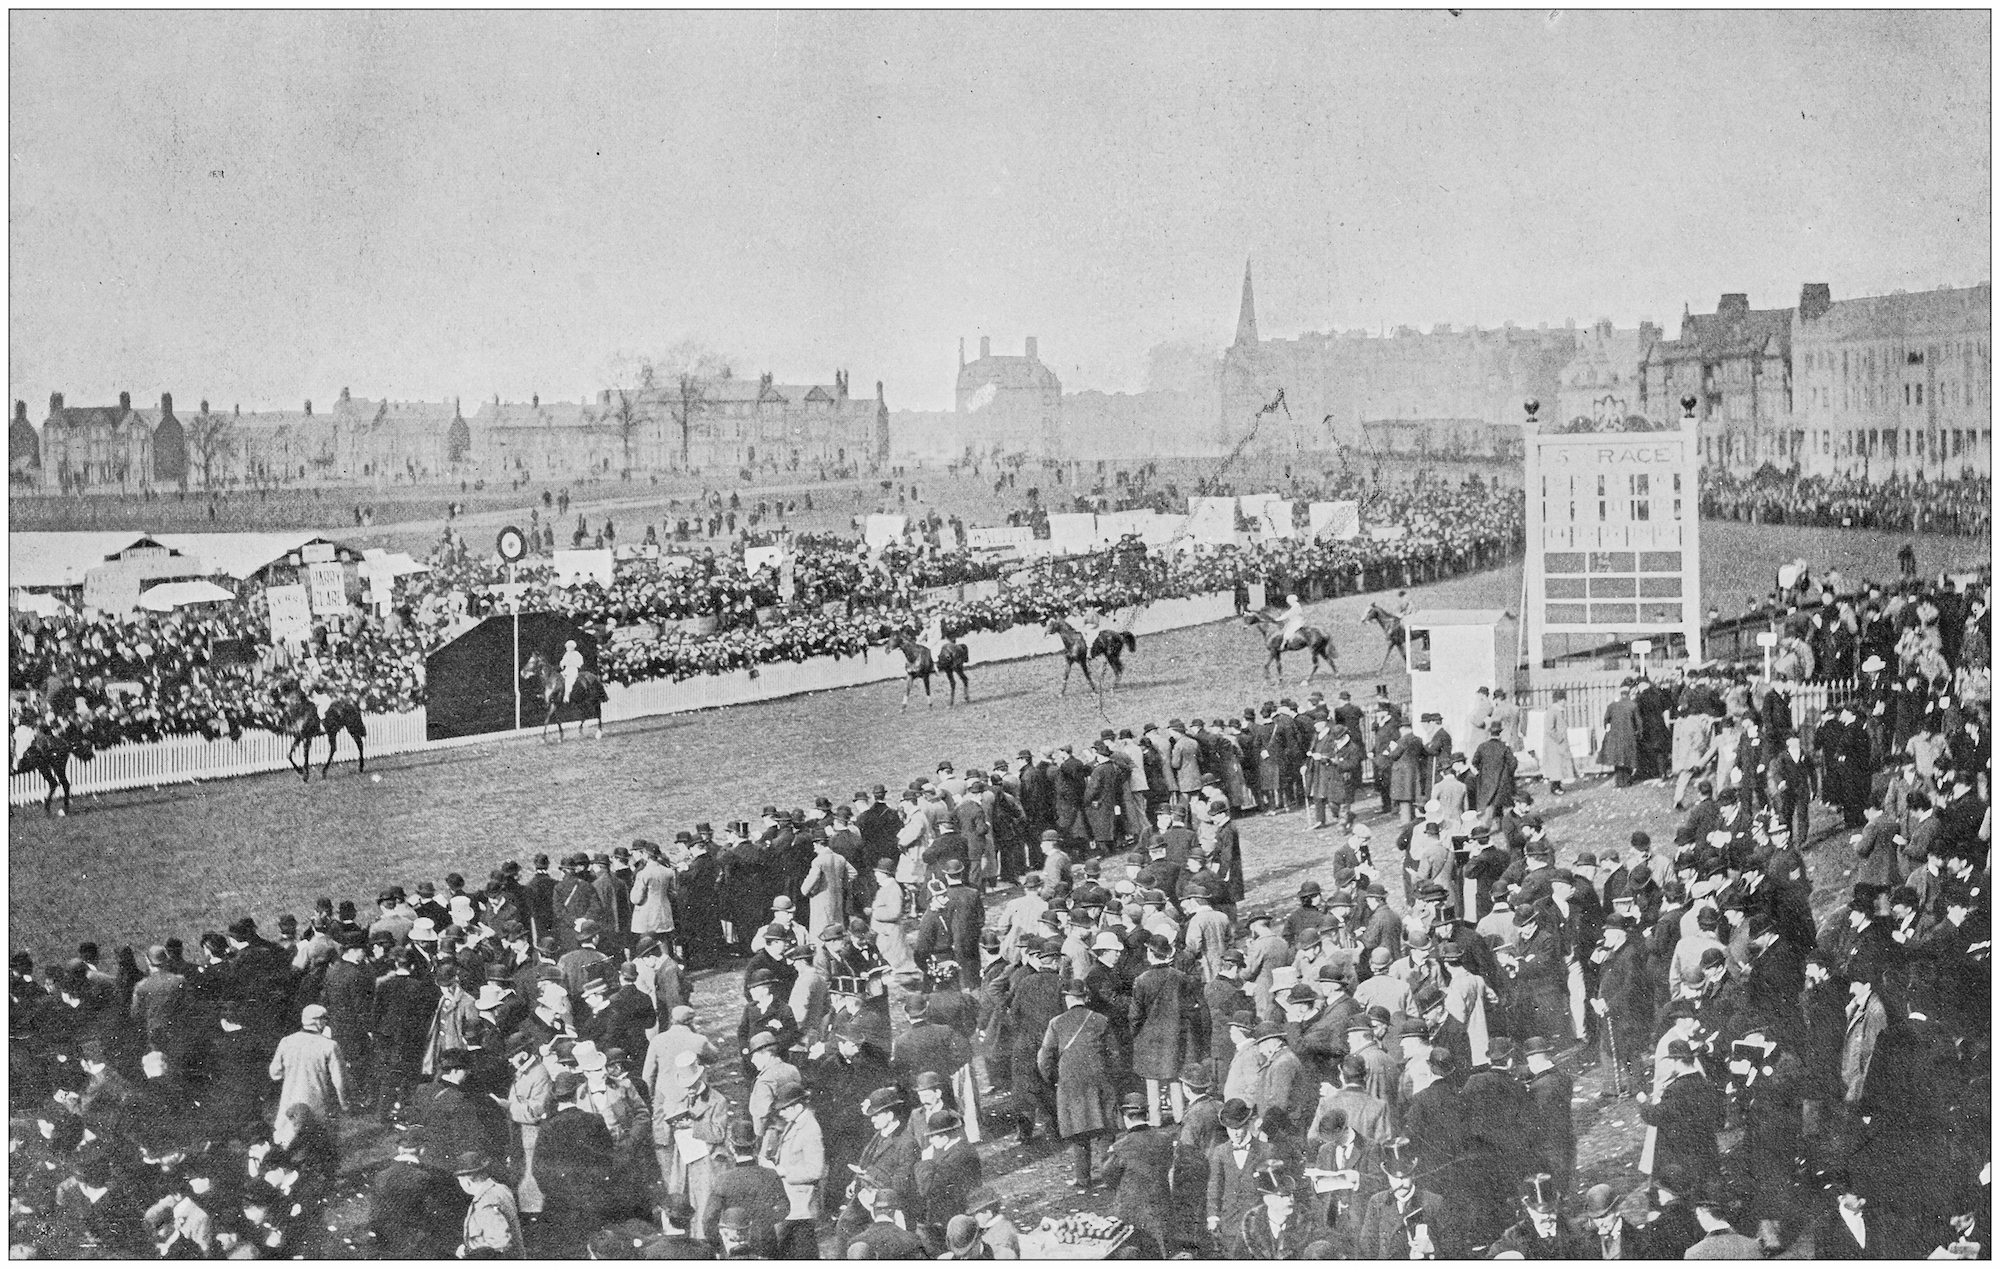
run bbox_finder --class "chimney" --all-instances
[234,404,240,416]
[199,399,209,414]
[532,393,539,408]
[13,401,25,424]
[979,336,991,360]
[48,393,62,414]
[1025,336,1039,361]
[958,338,965,369]
[1799,283,1832,322]
[304,399,313,415]
[119,391,131,411]
[159,392,172,414]
[339,386,350,403]
[876,380,884,402]
[1718,293,1749,318]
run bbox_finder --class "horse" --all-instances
[1044,617,1138,697]
[1362,602,1408,669]
[277,684,369,780]
[12,720,88,816]
[888,628,971,710]
[522,650,608,741]
[1241,607,1338,684]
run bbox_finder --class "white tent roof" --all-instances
[7,530,347,588]
[137,579,238,611]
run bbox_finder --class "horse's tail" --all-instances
[1117,631,1138,653]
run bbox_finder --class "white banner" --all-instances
[966,526,1033,550]
[266,584,312,645]
[552,549,615,587]
[1185,497,1237,545]
[1047,513,1099,554]
[864,514,907,550]
[306,562,347,613]
[939,522,962,551]
[1310,501,1361,541]
[1367,525,1409,542]
[1098,510,1161,543]
[743,545,785,574]
[1238,492,1280,523]
[1253,498,1294,541]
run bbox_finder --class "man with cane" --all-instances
[1590,912,1651,1100]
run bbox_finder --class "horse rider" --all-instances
[560,639,586,703]
[922,611,948,663]
[1078,610,1104,654]
[1393,589,1413,620]
[1280,595,1307,644]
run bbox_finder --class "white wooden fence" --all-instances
[8,710,430,807]
[10,590,1257,806]
[1514,677,1859,772]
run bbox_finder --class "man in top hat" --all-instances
[1354,1136,1451,1258]
[1236,1158,1318,1259]
[1456,1038,1531,1243]
[551,855,606,956]
[1490,1172,1593,1258]
[1520,1037,1575,1192]
[1590,912,1652,1095]
[1683,1176,1764,1259]
[1168,1060,1224,1253]
[1129,932,1200,1125]
[368,1125,458,1258]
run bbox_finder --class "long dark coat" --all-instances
[1599,698,1641,770]
[1388,734,1427,803]
[678,852,724,967]
[1128,964,1199,1081]
[1470,737,1517,812]
[1055,757,1089,839]
[1100,1124,1175,1252]
[1006,970,1064,1109]
[1037,1004,1121,1138]
[1083,761,1123,844]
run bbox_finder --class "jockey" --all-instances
[1078,610,1103,652]
[921,611,947,661]
[1280,594,1306,643]
[1393,588,1413,618]
[560,639,585,703]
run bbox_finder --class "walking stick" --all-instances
[1602,1011,1626,1099]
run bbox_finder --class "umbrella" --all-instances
[137,579,237,611]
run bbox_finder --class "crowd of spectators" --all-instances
[1700,470,1991,537]
[8,481,1524,751]
[6,562,1988,1257]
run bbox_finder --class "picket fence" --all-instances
[10,586,1267,806]
[8,711,431,808]
[1514,677,1859,773]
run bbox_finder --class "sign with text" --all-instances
[966,526,1033,550]
[1526,424,1703,666]
[266,584,312,645]
[1309,501,1361,540]
[306,562,348,613]
[300,541,337,564]
[743,545,785,574]
[551,549,615,588]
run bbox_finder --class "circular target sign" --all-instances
[496,525,528,563]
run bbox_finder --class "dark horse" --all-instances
[1361,602,1408,669]
[1241,607,1338,683]
[522,650,608,741]
[888,629,971,710]
[278,684,369,780]
[1044,617,1138,697]
[13,720,90,816]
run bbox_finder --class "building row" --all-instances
[900,268,1990,483]
[11,373,890,492]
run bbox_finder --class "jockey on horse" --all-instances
[559,639,587,703]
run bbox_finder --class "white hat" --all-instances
[573,1041,607,1073]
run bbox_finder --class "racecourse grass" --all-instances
[9,517,1974,958]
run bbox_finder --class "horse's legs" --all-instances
[955,667,971,704]
[41,768,57,817]
[353,730,367,773]
[56,761,68,813]
[923,673,934,709]
[1060,657,1072,696]
[901,675,912,712]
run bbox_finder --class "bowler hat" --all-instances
[1179,1060,1213,1090]
[1219,1098,1255,1129]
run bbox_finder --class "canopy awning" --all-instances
[137,579,238,611]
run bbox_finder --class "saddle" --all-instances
[560,670,580,703]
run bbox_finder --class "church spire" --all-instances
[1233,259,1258,347]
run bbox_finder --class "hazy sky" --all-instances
[10,10,1990,415]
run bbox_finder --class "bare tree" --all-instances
[656,340,734,470]
[184,409,239,490]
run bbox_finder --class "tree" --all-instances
[607,341,734,471]
[184,408,239,490]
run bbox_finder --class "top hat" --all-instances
[1380,1137,1418,1177]
[1522,1173,1562,1213]
[1252,1158,1298,1197]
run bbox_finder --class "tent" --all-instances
[137,579,237,611]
